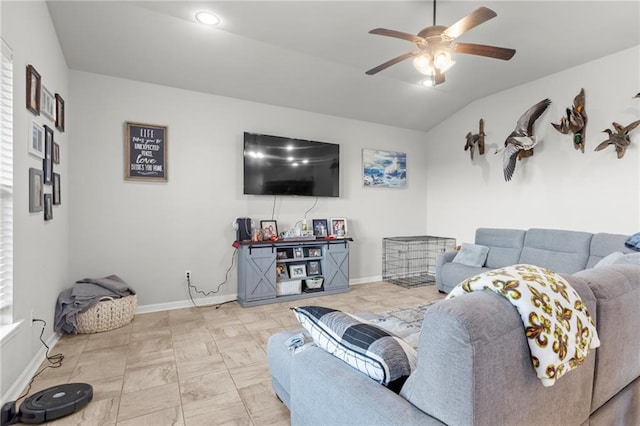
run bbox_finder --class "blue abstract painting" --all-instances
[362,149,407,188]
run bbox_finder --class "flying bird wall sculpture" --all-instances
[552,88,587,153]
[499,98,551,182]
[594,120,640,159]
[464,119,485,160]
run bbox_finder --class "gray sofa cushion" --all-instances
[438,263,492,293]
[586,233,634,269]
[476,228,526,268]
[519,228,592,273]
[452,243,489,267]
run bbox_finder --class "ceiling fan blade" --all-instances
[443,7,497,39]
[454,43,516,60]
[369,28,423,43]
[433,68,445,86]
[366,52,417,75]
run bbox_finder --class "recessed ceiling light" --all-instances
[195,11,220,26]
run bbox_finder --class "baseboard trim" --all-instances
[350,275,382,285]
[135,293,239,314]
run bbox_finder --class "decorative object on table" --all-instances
[293,247,304,259]
[55,93,65,132]
[498,98,551,182]
[552,88,587,153]
[43,125,54,184]
[594,120,640,159]
[464,118,485,160]
[26,64,41,114]
[52,141,60,164]
[41,85,55,121]
[330,218,348,237]
[362,149,406,188]
[28,168,44,213]
[275,264,289,280]
[44,194,53,221]
[312,219,329,237]
[29,120,45,158]
[53,173,61,205]
[260,220,278,239]
[124,121,167,181]
[289,263,307,279]
[307,260,322,276]
[365,1,515,87]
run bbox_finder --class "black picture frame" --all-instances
[307,247,322,257]
[43,125,53,184]
[312,219,329,237]
[53,173,61,205]
[55,93,65,132]
[125,121,167,181]
[307,260,322,276]
[260,220,278,239]
[44,194,53,221]
[26,65,41,115]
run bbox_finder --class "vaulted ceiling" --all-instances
[47,1,640,131]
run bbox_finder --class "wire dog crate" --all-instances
[382,236,456,287]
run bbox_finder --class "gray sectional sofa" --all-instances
[267,228,640,425]
[436,228,636,293]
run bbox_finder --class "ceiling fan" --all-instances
[366,0,516,86]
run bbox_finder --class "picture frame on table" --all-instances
[53,173,61,205]
[43,125,54,184]
[26,65,41,115]
[293,247,304,259]
[289,263,307,279]
[275,264,289,281]
[55,93,65,132]
[41,86,55,121]
[260,220,278,239]
[29,168,44,213]
[312,219,329,237]
[29,120,45,158]
[330,217,348,238]
[307,260,321,276]
[307,248,321,257]
[44,194,53,221]
[53,141,60,164]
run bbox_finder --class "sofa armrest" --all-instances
[435,250,458,291]
[290,346,444,426]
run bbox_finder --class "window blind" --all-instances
[0,38,14,326]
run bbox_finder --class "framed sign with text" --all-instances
[124,121,168,181]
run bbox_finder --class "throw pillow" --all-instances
[594,251,625,268]
[625,232,640,251]
[292,306,417,393]
[614,252,640,266]
[452,243,490,267]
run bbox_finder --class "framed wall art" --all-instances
[53,173,61,205]
[29,120,44,158]
[53,141,60,164]
[44,194,53,221]
[26,65,41,115]
[330,217,348,238]
[362,149,407,188]
[125,121,167,181]
[55,93,65,132]
[43,125,53,184]
[29,168,43,212]
[41,85,55,121]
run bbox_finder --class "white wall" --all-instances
[425,46,640,244]
[68,71,429,308]
[0,1,69,400]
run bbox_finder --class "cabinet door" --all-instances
[324,242,349,290]
[240,247,276,301]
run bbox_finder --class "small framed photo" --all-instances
[26,65,41,115]
[29,168,44,212]
[55,93,65,132]
[307,248,321,257]
[289,263,307,279]
[41,86,55,121]
[330,218,348,238]
[261,220,278,239]
[307,260,322,276]
[53,141,60,164]
[312,219,329,237]
[29,120,45,158]
[53,173,61,205]
[44,194,53,221]
[276,264,289,281]
[276,250,288,260]
[43,125,54,184]
[293,247,304,258]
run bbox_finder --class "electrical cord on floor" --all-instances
[186,248,237,309]
[16,319,64,403]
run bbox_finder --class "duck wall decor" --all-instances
[499,98,551,182]
[552,88,587,153]
[464,119,485,160]
[594,120,640,159]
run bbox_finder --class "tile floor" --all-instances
[21,281,444,425]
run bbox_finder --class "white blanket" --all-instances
[447,264,600,387]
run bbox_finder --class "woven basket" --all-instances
[76,294,137,334]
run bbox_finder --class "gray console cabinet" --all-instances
[237,239,350,307]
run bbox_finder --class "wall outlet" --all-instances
[185,270,191,280]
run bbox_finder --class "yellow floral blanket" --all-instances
[446,264,600,387]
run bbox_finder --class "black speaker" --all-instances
[235,218,252,241]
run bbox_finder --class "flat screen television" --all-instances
[243,132,340,197]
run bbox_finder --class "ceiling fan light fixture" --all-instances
[434,50,455,72]
[413,54,434,75]
[195,11,221,26]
